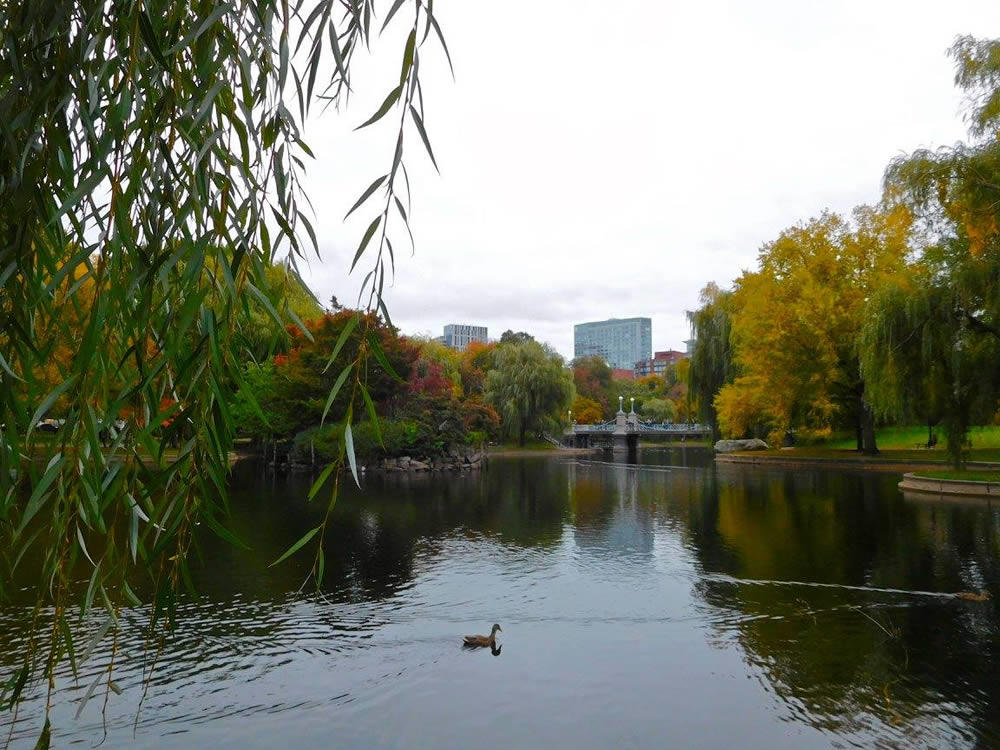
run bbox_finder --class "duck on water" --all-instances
[463,624,501,648]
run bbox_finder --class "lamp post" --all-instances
[630,396,635,413]
[568,410,573,424]
[618,395,624,413]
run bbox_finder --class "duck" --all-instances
[463,623,501,648]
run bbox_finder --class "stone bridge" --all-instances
[563,397,710,451]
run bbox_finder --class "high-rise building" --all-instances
[573,317,652,371]
[442,323,488,351]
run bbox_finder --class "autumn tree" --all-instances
[412,337,463,396]
[571,396,604,424]
[715,206,911,450]
[669,359,693,420]
[636,374,667,395]
[572,355,613,415]
[234,311,419,440]
[459,340,498,396]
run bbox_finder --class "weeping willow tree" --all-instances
[1,0,448,741]
[686,282,736,440]
[861,36,1000,469]
[485,340,574,447]
[860,253,1000,470]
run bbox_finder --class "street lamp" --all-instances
[630,396,635,413]
[618,395,624,412]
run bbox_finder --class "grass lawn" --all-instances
[821,425,1000,451]
[913,470,1000,482]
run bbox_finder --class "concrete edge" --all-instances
[898,472,1000,498]
[714,453,1000,474]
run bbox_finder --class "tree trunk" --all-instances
[860,399,878,455]
[518,424,526,447]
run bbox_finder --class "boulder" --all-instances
[409,459,429,471]
[714,438,769,453]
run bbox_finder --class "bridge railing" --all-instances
[568,422,709,434]
[636,422,710,433]
[568,422,616,433]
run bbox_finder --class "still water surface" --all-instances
[4,448,1000,748]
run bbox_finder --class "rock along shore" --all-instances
[370,450,487,474]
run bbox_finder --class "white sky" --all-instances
[298,0,1000,361]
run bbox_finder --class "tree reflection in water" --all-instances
[3,450,999,748]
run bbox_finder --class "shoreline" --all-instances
[487,446,600,458]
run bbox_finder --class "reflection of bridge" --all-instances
[563,397,710,451]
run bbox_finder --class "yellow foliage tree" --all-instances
[717,205,912,449]
[571,396,604,424]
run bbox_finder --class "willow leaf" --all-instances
[355,85,402,130]
[321,364,353,425]
[270,526,320,567]
[344,422,360,487]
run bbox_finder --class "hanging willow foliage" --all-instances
[0,0,448,739]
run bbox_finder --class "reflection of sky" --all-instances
[568,464,656,564]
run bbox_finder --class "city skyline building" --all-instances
[442,323,488,351]
[573,317,652,371]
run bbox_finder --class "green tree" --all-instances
[861,249,1000,468]
[862,35,1000,468]
[499,330,536,345]
[687,283,737,439]
[486,340,574,445]
[640,397,676,423]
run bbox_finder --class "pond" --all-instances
[3,448,1000,748]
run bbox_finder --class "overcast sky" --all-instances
[297,0,1000,360]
